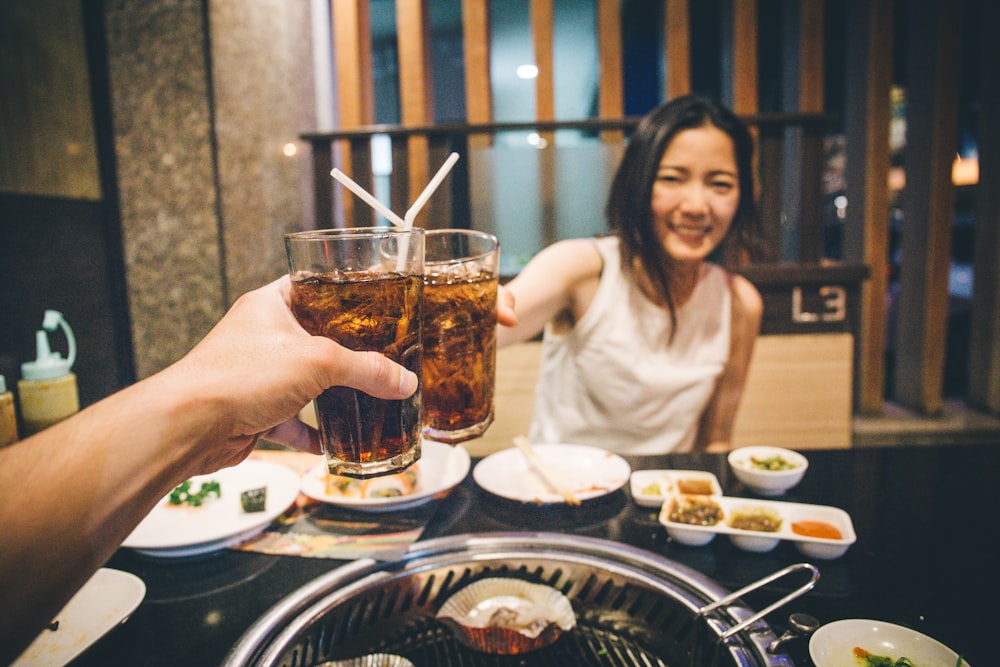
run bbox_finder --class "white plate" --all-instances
[13,568,145,667]
[122,459,300,557]
[300,440,470,512]
[473,443,631,504]
[809,619,969,667]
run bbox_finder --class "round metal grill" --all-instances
[224,533,810,667]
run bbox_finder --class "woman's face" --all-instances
[651,124,740,265]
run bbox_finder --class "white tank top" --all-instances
[529,236,732,454]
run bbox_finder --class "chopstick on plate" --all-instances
[513,436,581,505]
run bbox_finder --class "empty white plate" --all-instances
[473,443,631,504]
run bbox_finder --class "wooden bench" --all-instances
[731,333,853,450]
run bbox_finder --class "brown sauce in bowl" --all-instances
[676,479,715,495]
[667,496,723,526]
[729,508,782,532]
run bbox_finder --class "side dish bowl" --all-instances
[728,446,808,496]
[629,469,722,507]
[657,494,855,558]
[809,619,969,667]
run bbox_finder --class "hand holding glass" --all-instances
[285,227,425,478]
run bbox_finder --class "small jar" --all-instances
[17,310,80,436]
[0,374,18,448]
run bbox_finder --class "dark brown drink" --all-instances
[290,270,422,477]
[422,269,498,440]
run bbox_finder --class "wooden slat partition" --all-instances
[461,0,492,149]
[969,0,1000,413]
[844,0,893,414]
[664,0,691,99]
[775,0,825,264]
[796,0,825,114]
[596,0,624,143]
[727,0,758,115]
[311,0,1000,422]
[531,0,555,147]
[894,0,963,415]
[330,0,375,226]
[304,111,829,258]
[396,0,432,221]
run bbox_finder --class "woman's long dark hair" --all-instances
[605,95,759,339]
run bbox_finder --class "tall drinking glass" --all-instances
[285,227,425,478]
[421,229,499,443]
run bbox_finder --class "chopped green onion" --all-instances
[168,479,221,507]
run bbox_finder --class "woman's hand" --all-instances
[497,284,518,327]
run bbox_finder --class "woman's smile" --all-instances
[652,124,739,261]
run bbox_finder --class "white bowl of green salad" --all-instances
[727,446,808,496]
[809,618,968,667]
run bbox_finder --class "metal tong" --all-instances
[688,562,821,667]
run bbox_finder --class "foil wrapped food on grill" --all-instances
[435,578,576,654]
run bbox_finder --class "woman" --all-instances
[498,95,763,454]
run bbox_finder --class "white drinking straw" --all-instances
[396,152,460,270]
[403,152,460,228]
[329,153,461,271]
[330,167,406,228]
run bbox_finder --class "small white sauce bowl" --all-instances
[728,446,808,496]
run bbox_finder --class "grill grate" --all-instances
[225,534,797,667]
[276,567,712,667]
[305,611,683,667]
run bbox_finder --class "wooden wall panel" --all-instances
[894,0,962,414]
[967,0,1000,412]
[531,0,555,146]
[462,0,493,148]
[729,0,758,115]
[787,0,824,262]
[844,0,893,414]
[665,0,691,99]
[596,0,624,143]
[396,0,433,219]
[331,0,374,225]
[797,0,825,113]
[733,334,854,449]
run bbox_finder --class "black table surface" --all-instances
[70,443,995,666]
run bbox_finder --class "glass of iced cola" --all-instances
[285,227,425,478]
[422,229,499,443]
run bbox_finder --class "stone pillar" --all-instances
[103,0,315,378]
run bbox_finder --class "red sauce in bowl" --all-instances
[791,520,843,540]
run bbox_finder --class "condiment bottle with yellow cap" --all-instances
[18,310,80,436]
[0,374,18,448]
